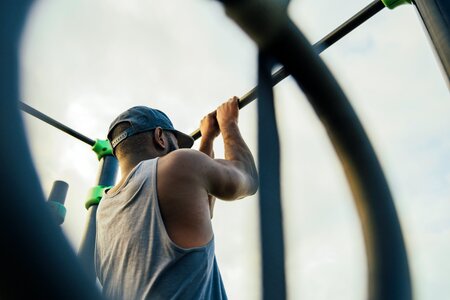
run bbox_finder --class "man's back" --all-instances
[95,158,227,300]
[96,97,258,298]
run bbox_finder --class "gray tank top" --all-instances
[95,158,227,300]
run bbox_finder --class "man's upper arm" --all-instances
[163,149,257,200]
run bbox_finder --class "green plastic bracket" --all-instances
[85,185,112,209]
[92,139,113,160]
[381,0,411,9]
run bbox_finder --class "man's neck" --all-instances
[118,150,164,179]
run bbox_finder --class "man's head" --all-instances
[108,106,194,160]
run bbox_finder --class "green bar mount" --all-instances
[85,185,112,209]
[381,0,411,9]
[86,139,115,209]
[91,139,113,160]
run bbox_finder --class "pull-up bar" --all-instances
[190,0,387,140]
[19,1,388,146]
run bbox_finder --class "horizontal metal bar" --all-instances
[190,0,385,140]
[19,101,96,146]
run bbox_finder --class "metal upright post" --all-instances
[78,140,118,282]
[413,0,450,81]
[18,101,115,281]
[257,52,286,300]
[47,180,69,225]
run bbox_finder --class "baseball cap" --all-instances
[107,106,194,152]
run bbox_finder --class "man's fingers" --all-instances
[203,97,240,124]
[201,111,217,123]
[208,111,217,118]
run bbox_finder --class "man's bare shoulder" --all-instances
[159,148,211,167]
[157,149,212,180]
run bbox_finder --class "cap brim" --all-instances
[173,131,194,149]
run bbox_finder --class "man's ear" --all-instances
[153,127,166,149]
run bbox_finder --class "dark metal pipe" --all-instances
[95,155,119,186]
[48,180,69,205]
[413,0,450,82]
[257,52,286,300]
[270,23,412,299]
[219,0,411,299]
[47,180,69,225]
[78,155,118,282]
[191,0,385,140]
[19,101,96,146]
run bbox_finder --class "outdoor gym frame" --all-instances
[2,0,449,299]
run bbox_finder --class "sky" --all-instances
[20,0,449,299]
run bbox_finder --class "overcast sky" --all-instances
[20,0,449,299]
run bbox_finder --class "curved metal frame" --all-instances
[219,0,411,299]
[0,1,102,298]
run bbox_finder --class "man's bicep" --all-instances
[165,150,253,200]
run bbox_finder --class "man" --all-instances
[95,97,258,300]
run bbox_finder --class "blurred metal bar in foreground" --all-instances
[0,0,102,298]
[257,51,286,300]
[218,0,412,299]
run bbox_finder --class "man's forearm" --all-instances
[199,136,214,158]
[199,136,216,218]
[221,123,259,194]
